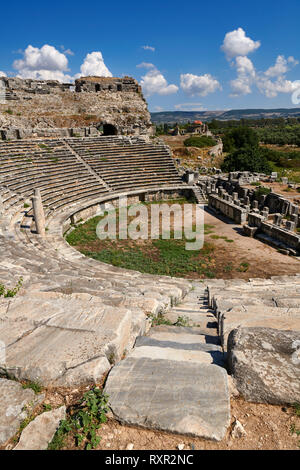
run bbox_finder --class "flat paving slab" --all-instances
[105,356,230,441]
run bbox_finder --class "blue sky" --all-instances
[1,0,300,112]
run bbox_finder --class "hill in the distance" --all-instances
[151,108,300,124]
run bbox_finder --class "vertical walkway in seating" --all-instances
[104,282,230,441]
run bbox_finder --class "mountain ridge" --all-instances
[151,108,300,124]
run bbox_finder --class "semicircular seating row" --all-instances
[0,135,191,318]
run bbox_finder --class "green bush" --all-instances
[184,135,217,148]
[221,146,272,174]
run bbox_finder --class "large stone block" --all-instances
[219,306,300,350]
[0,292,139,386]
[227,327,300,404]
[105,357,230,441]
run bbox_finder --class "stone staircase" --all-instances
[104,283,231,441]
[193,186,207,204]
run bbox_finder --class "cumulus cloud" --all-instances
[257,76,300,98]
[154,106,164,111]
[140,67,178,96]
[142,45,155,52]
[264,55,298,77]
[230,77,252,97]
[229,56,256,97]
[13,44,72,81]
[229,52,300,98]
[180,73,221,96]
[77,52,112,78]
[221,27,260,59]
[0,71,7,77]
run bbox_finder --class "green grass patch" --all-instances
[66,209,217,278]
[22,381,43,394]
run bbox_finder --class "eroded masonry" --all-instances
[0,77,299,449]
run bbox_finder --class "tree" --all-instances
[221,145,272,174]
[222,126,259,151]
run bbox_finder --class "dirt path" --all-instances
[203,207,300,279]
[94,398,300,450]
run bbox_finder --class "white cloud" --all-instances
[229,56,256,97]
[142,45,155,52]
[221,27,260,59]
[257,76,300,98]
[180,73,221,96]
[136,62,155,69]
[140,67,178,96]
[264,55,298,77]
[0,71,7,77]
[13,44,72,81]
[174,102,206,111]
[235,56,256,77]
[229,53,300,98]
[77,51,112,78]
[230,77,252,97]
[154,106,164,111]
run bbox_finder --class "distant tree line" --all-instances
[221,126,300,173]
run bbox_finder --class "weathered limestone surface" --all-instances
[14,406,66,450]
[132,333,224,366]
[0,378,44,445]
[105,357,230,441]
[0,292,147,386]
[0,76,152,137]
[227,327,300,404]
[220,306,300,350]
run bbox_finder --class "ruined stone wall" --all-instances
[0,76,152,138]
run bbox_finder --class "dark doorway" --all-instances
[95,84,101,92]
[103,124,118,136]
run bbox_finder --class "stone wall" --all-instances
[208,194,248,224]
[0,76,152,138]
[75,76,141,93]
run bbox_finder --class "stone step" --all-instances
[132,333,224,366]
[104,357,230,441]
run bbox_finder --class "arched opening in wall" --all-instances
[103,124,118,136]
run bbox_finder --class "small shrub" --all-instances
[255,186,271,197]
[184,135,217,149]
[22,381,43,394]
[48,388,109,450]
[174,315,190,327]
[0,277,23,298]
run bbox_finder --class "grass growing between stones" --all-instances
[48,388,109,450]
[0,277,23,298]
[22,381,43,394]
[149,313,191,327]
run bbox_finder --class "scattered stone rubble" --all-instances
[196,171,300,255]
